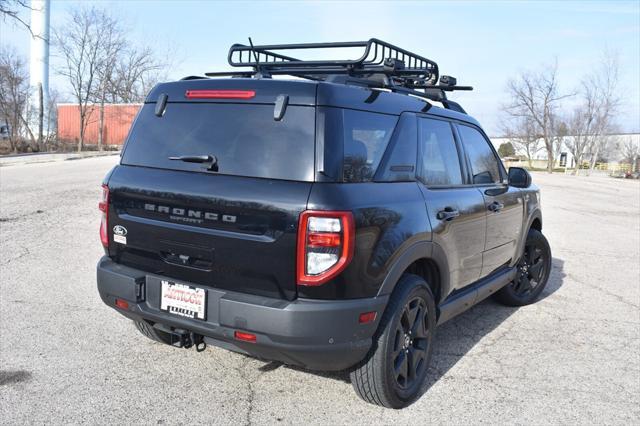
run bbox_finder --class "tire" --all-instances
[134,320,174,345]
[495,228,552,307]
[350,274,436,409]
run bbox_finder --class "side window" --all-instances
[457,125,503,184]
[417,118,463,186]
[343,109,397,182]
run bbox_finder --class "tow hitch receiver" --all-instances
[169,329,207,352]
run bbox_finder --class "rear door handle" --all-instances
[488,201,504,212]
[437,207,460,221]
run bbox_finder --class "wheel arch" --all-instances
[514,209,543,263]
[376,241,450,306]
[530,216,542,232]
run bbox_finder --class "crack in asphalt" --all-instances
[241,358,256,426]
[565,272,639,309]
[444,374,639,404]
[237,358,280,425]
[0,245,31,266]
[193,348,270,425]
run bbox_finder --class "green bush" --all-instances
[498,142,516,158]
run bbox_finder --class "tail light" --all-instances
[99,185,109,247]
[297,210,355,286]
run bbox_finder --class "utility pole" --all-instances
[29,0,51,148]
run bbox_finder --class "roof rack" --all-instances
[204,38,472,112]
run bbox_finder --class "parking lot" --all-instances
[1,156,638,424]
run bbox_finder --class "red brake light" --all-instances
[297,210,355,286]
[184,90,255,99]
[99,185,109,248]
[234,331,257,343]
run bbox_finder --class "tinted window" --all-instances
[342,109,397,182]
[458,125,502,184]
[375,114,418,182]
[418,118,463,186]
[121,103,315,181]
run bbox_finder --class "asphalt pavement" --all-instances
[1,156,638,424]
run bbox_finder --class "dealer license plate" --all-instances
[160,281,206,320]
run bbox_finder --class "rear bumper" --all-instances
[96,256,388,371]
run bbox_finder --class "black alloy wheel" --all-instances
[495,228,551,306]
[512,240,548,296]
[392,297,430,389]
[350,274,436,408]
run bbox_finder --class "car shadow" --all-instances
[424,257,565,390]
[275,257,566,386]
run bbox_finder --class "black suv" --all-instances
[97,39,551,408]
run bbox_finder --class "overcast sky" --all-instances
[2,0,639,136]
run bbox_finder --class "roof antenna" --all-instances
[248,37,269,78]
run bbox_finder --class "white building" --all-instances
[490,133,640,169]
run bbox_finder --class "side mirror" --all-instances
[508,167,532,188]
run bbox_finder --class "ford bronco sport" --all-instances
[97,39,551,408]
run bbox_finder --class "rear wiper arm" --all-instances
[169,154,218,171]
[169,154,213,163]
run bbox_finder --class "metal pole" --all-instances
[29,0,51,145]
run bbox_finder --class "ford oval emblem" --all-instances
[113,225,127,236]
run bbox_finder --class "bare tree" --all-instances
[109,46,166,103]
[0,0,32,34]
[0,46,36,152]
[92,19,126,151]
[504,61,569,173]
[44,87,59,145]
[552,119,568,166]
[500,116,543,168]
[566,81,600,174]
[620,136,640,172]
[585,51,621,175]
[55,7,122,152]
[55,7,169,151]
[96,38,167,150]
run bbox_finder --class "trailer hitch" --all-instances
[191,332,207,352]
[169,329,207,352]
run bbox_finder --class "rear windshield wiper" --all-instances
[169,154,218,171]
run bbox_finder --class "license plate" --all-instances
[160,281,206,320]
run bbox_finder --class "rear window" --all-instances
[121,103,315,181]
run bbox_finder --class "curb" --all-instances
[0,151,120,167]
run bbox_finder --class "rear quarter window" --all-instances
[342,109,398,182]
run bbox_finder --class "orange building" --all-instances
[57,104,142,147]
